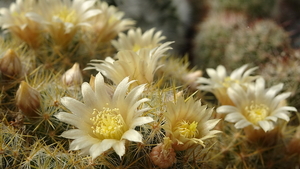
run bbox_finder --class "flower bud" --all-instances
[0,49,22,78]
[182,70,202,90]
[15,81,41,118]
[150,137,176,168]
[89,75,95,91]
[62,63,83,86]
[287,126,300,155]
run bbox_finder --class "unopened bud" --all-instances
[0,49,22,78]
[15,81,41,118]
[150,137,176,168]
[62,63,83,86]
[287,126,300,154]
[90,74,114,96]
[89,75,95,91]
[182,70,202,90]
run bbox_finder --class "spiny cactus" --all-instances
[193,11,247,70]
[213,0,278,19]
[259,50,300,113]
[223,19,291,70]
[193,13,291,71]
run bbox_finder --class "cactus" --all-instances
[193,13,291,71]
[214,0,278,19]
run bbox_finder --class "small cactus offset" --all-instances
[0,0,300,169]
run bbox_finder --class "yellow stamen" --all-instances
[162,137,173,150]
[90,107,126,140]
[132,44,141,52]
[175,120,199,138]
[222,77,239,88]
[244,102,269,124]
[108,16,117,24]
[56,7,76,23]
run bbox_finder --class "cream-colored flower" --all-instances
[86,1,135,42]
[0,0,42,48]
[86,41,173,87]
[217,77,297,132]
[27,0,101,47]
[163,95,220,151]
[112,28,166,52]
[197,64,259,105]
[55,73,153,159]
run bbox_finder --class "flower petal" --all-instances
[69,135,99,151]
[82,82,98,108]
[230,64,247,79]
[81,9,102,20]
[61,97,93,122]
[55,112,90,131]
[122,129,143,142]
[126,98,150,120]
[60,129,87,139]
[205,119,220,130]
[130,116,153,128]
[273,112,290,121]
[224,113,244,123]
[234,119,251,129]
[90,139,117,160]
[95,73,111,104]
[216,105,237,114]
[113,140,126,158]
[258,120,274,132]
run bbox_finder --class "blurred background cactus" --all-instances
[193,13,291,71]
[193,11,247,70]
[212,0,278,19]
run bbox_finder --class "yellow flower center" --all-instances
[12,12,28,25]
[132,44,141,52]
[244,102,269,124]
[12,11,21,17]
[222,77,239,88]
[108,16,118,24]
[175,120,199,138]
[56,7,77,23]
[90,107,126,140]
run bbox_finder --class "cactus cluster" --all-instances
[193,12,290,71]
[213,0,278,19]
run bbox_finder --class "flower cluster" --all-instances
[60,26,220,163]
[197,65,297,133]
[0,0,133,49]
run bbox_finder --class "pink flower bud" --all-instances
[150,137,176,168]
